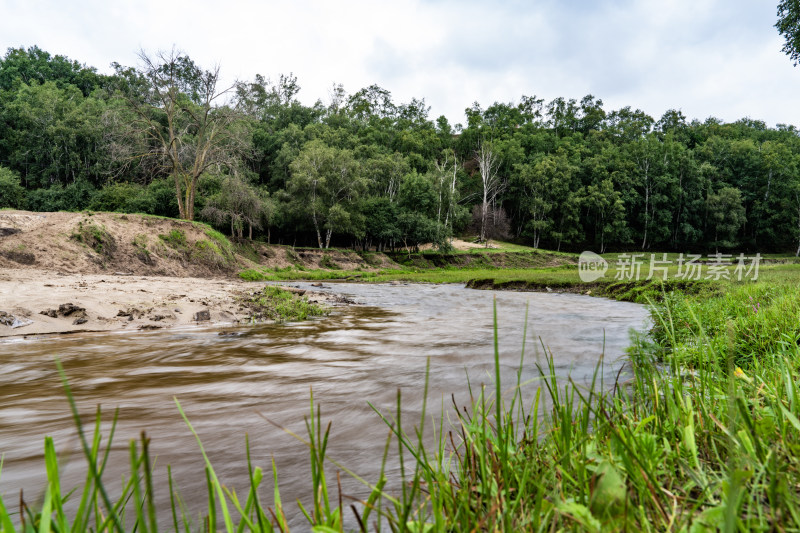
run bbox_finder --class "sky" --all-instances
[2,0,798,128]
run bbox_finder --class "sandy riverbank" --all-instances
[0,269,340,338]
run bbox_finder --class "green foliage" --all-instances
[200,174,264,239]
[89,182,152,213]
[777,0,800,66]
[26,180,96,212]
[287,139,366,248]
[0,166,26,209]
[70,220,116,257]
[3,45,800,253]
[706,186,747,250]
[653,282,800,367]
[0,46,106,94]
[241,286,328,322]
[1,80,109,188]
[158,228,188,251]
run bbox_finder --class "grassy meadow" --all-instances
[3,242,800,531]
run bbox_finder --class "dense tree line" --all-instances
[1,46,799,254]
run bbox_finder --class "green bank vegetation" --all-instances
[237,247,800,307]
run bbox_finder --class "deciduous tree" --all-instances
[112,49,249,220]
[288,140,365,248]
[475,142,506,244]
[201,174,263,240]
[777,0,800,65]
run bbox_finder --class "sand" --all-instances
[0,269,336,338]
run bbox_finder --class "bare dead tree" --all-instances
[111,48,250,220]
[475,142,506,244]
[433,149,462,248]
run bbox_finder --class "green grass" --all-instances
[239,266,372,282]
[158,228,188,251]
[202,228,235,259]
[652,282,800,368]
[236,260,796,293]
[70,221,116,257]
[239,286,328,323]
[157,227,236,269]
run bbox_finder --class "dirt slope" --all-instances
[0,210,393,277]
[0,211,245,277]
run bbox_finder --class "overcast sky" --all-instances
[2,0,798,127]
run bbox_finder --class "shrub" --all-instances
[71,221,116,257]
[158,229,188,250]
[146,178,180,218]
[0,166,26,209]
[89,182,153,213]
[320,254,340,269]
[27,180,96,212]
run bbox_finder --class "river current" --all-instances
[0,283,649,527]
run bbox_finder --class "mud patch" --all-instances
[0,248,35,265]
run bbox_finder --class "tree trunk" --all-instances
[309,200,323,249]
[187,175,198,221]
[480,192,488,243]
[174,175,186,220]
[641,184,649,250]
[600,219,606,254]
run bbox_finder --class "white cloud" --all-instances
[1,0,798,126]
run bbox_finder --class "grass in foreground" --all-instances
[3,284,800,531]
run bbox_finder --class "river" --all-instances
[0,282,649,527]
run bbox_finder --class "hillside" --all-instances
[0,210,386,276]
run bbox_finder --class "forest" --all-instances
[1,45,799,254]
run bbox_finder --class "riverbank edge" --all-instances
[0,269,345,339]
[464,276,721,303]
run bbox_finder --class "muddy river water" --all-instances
[0,283,649,527]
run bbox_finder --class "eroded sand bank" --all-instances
[0,269,339,338]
